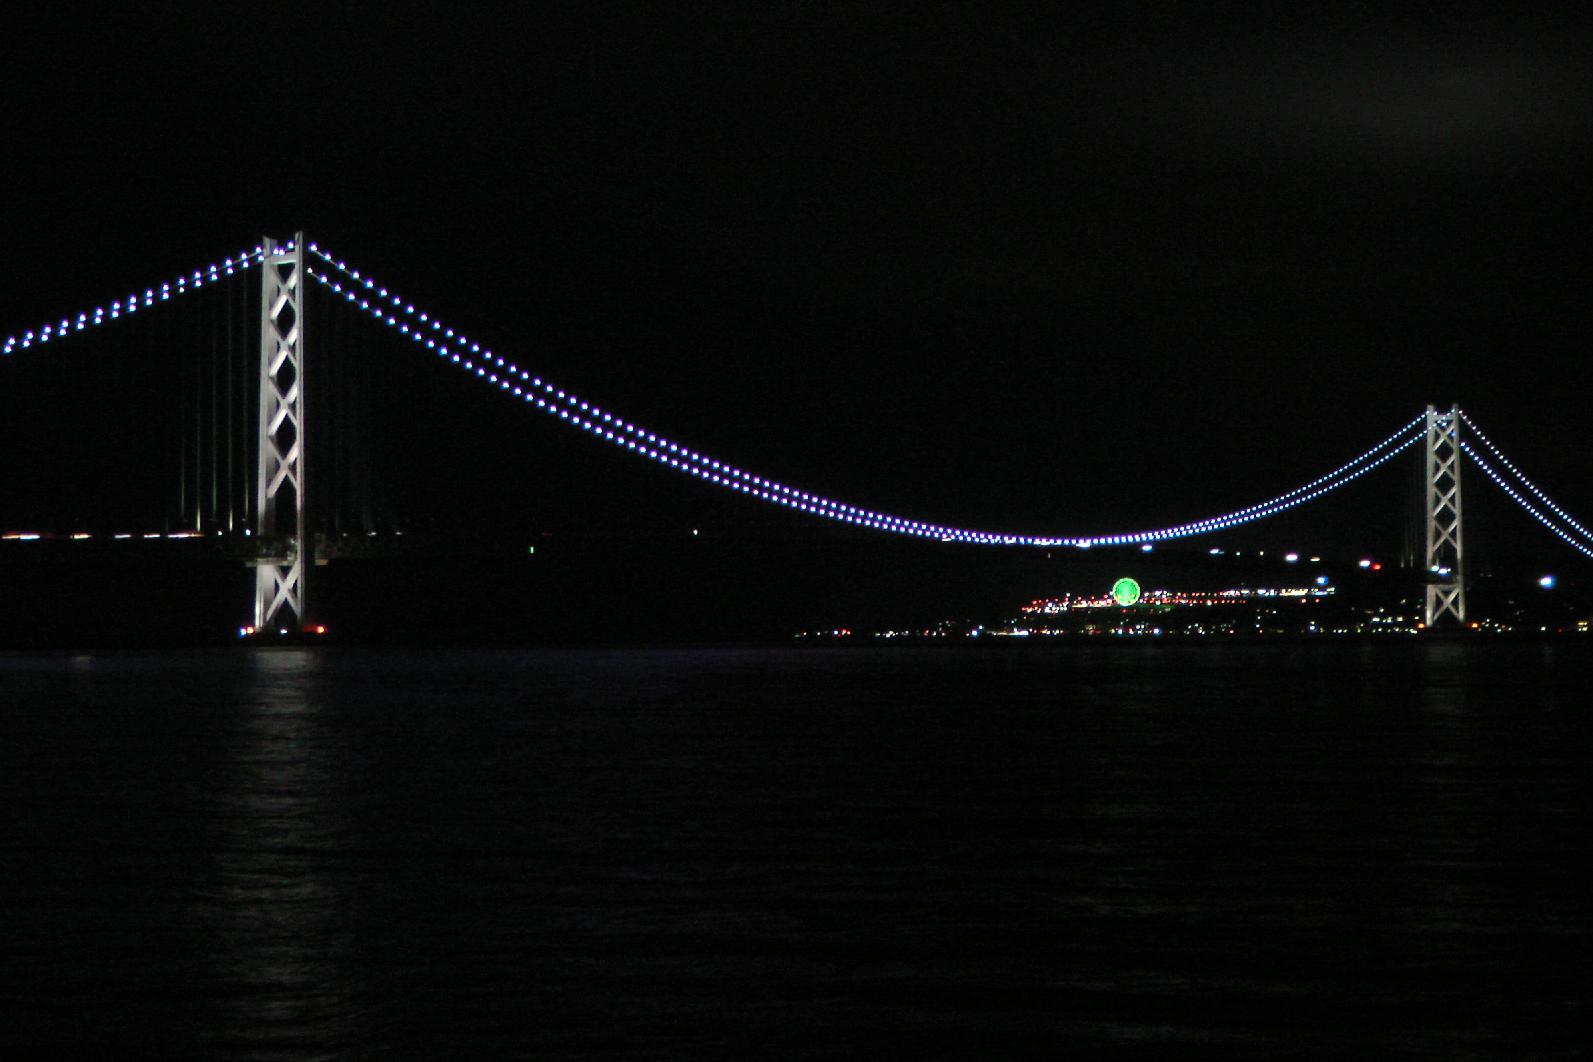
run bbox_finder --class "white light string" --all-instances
[2,245,266,356]
[1460,442,1593,559]
[1083,419,1422,545]
[308,242,1422,547]
[305,248,1011,542]
[1459,411,1593,547]
[1097,427,1423,545]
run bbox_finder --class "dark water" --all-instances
[1,643,1588,1060]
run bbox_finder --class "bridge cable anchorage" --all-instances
[1459,411,1593,548]
[1460,442,1593,560]
[307,244,1428,547]
[1,245,266,357]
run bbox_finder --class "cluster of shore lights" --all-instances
[2,246,265,357]
[2,530,207,542]
[1461,442,1593,559]
[1460,412,1593,546]
[238,624,328,638]
[308,244,1433,547]
[1024,584,1337,614]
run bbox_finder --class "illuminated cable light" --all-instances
[1067,420,1424,546]
[1461,442,1593,559]
[3,244,265,356]
[307,251,1425,547]
[1063,431,1423,547]
[1460,412,1593,546]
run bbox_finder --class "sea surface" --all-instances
[1,642,1589,1060]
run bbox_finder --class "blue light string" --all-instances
[2,246,265,356]
[1461,441,1593,559]
[308,243,1423,547]
[1100,428,1423,545]
[304,250,1009,543]
[1459,412,1593,547]
[1077,420,1422,545]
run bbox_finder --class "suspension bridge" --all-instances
[3,233,1589,636]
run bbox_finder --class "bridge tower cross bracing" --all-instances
[252,233,311,630]
[1423,403,1466,628]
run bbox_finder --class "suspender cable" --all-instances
[322,284,338,534]
[243,277,254,533]
[228,271,239,532]
[333,284,348,534]
[195,279,204,530]
[209,279,218,530]
[182,289,189,529]
[310,247,1425,548]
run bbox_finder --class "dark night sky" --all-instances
[4,4,1591,552]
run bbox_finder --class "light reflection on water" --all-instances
[1,642,1589,1059]
[206,649,362,1056]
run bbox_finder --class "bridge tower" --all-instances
[1423,403,1465,628]
[252,233,311,630]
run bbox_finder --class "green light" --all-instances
[527,545,536,555]
[1111,577,1141,607]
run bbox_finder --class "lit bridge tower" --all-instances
[1423,403,1465,628]
[251,233,311,631]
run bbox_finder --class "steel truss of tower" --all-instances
[1423,404,1465,628]
[253,234,310,630]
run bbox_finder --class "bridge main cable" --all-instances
[1459,411,1593,549]
[1455,411,1593,559]
[2,246,267,357]
[308,243,1421,547]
